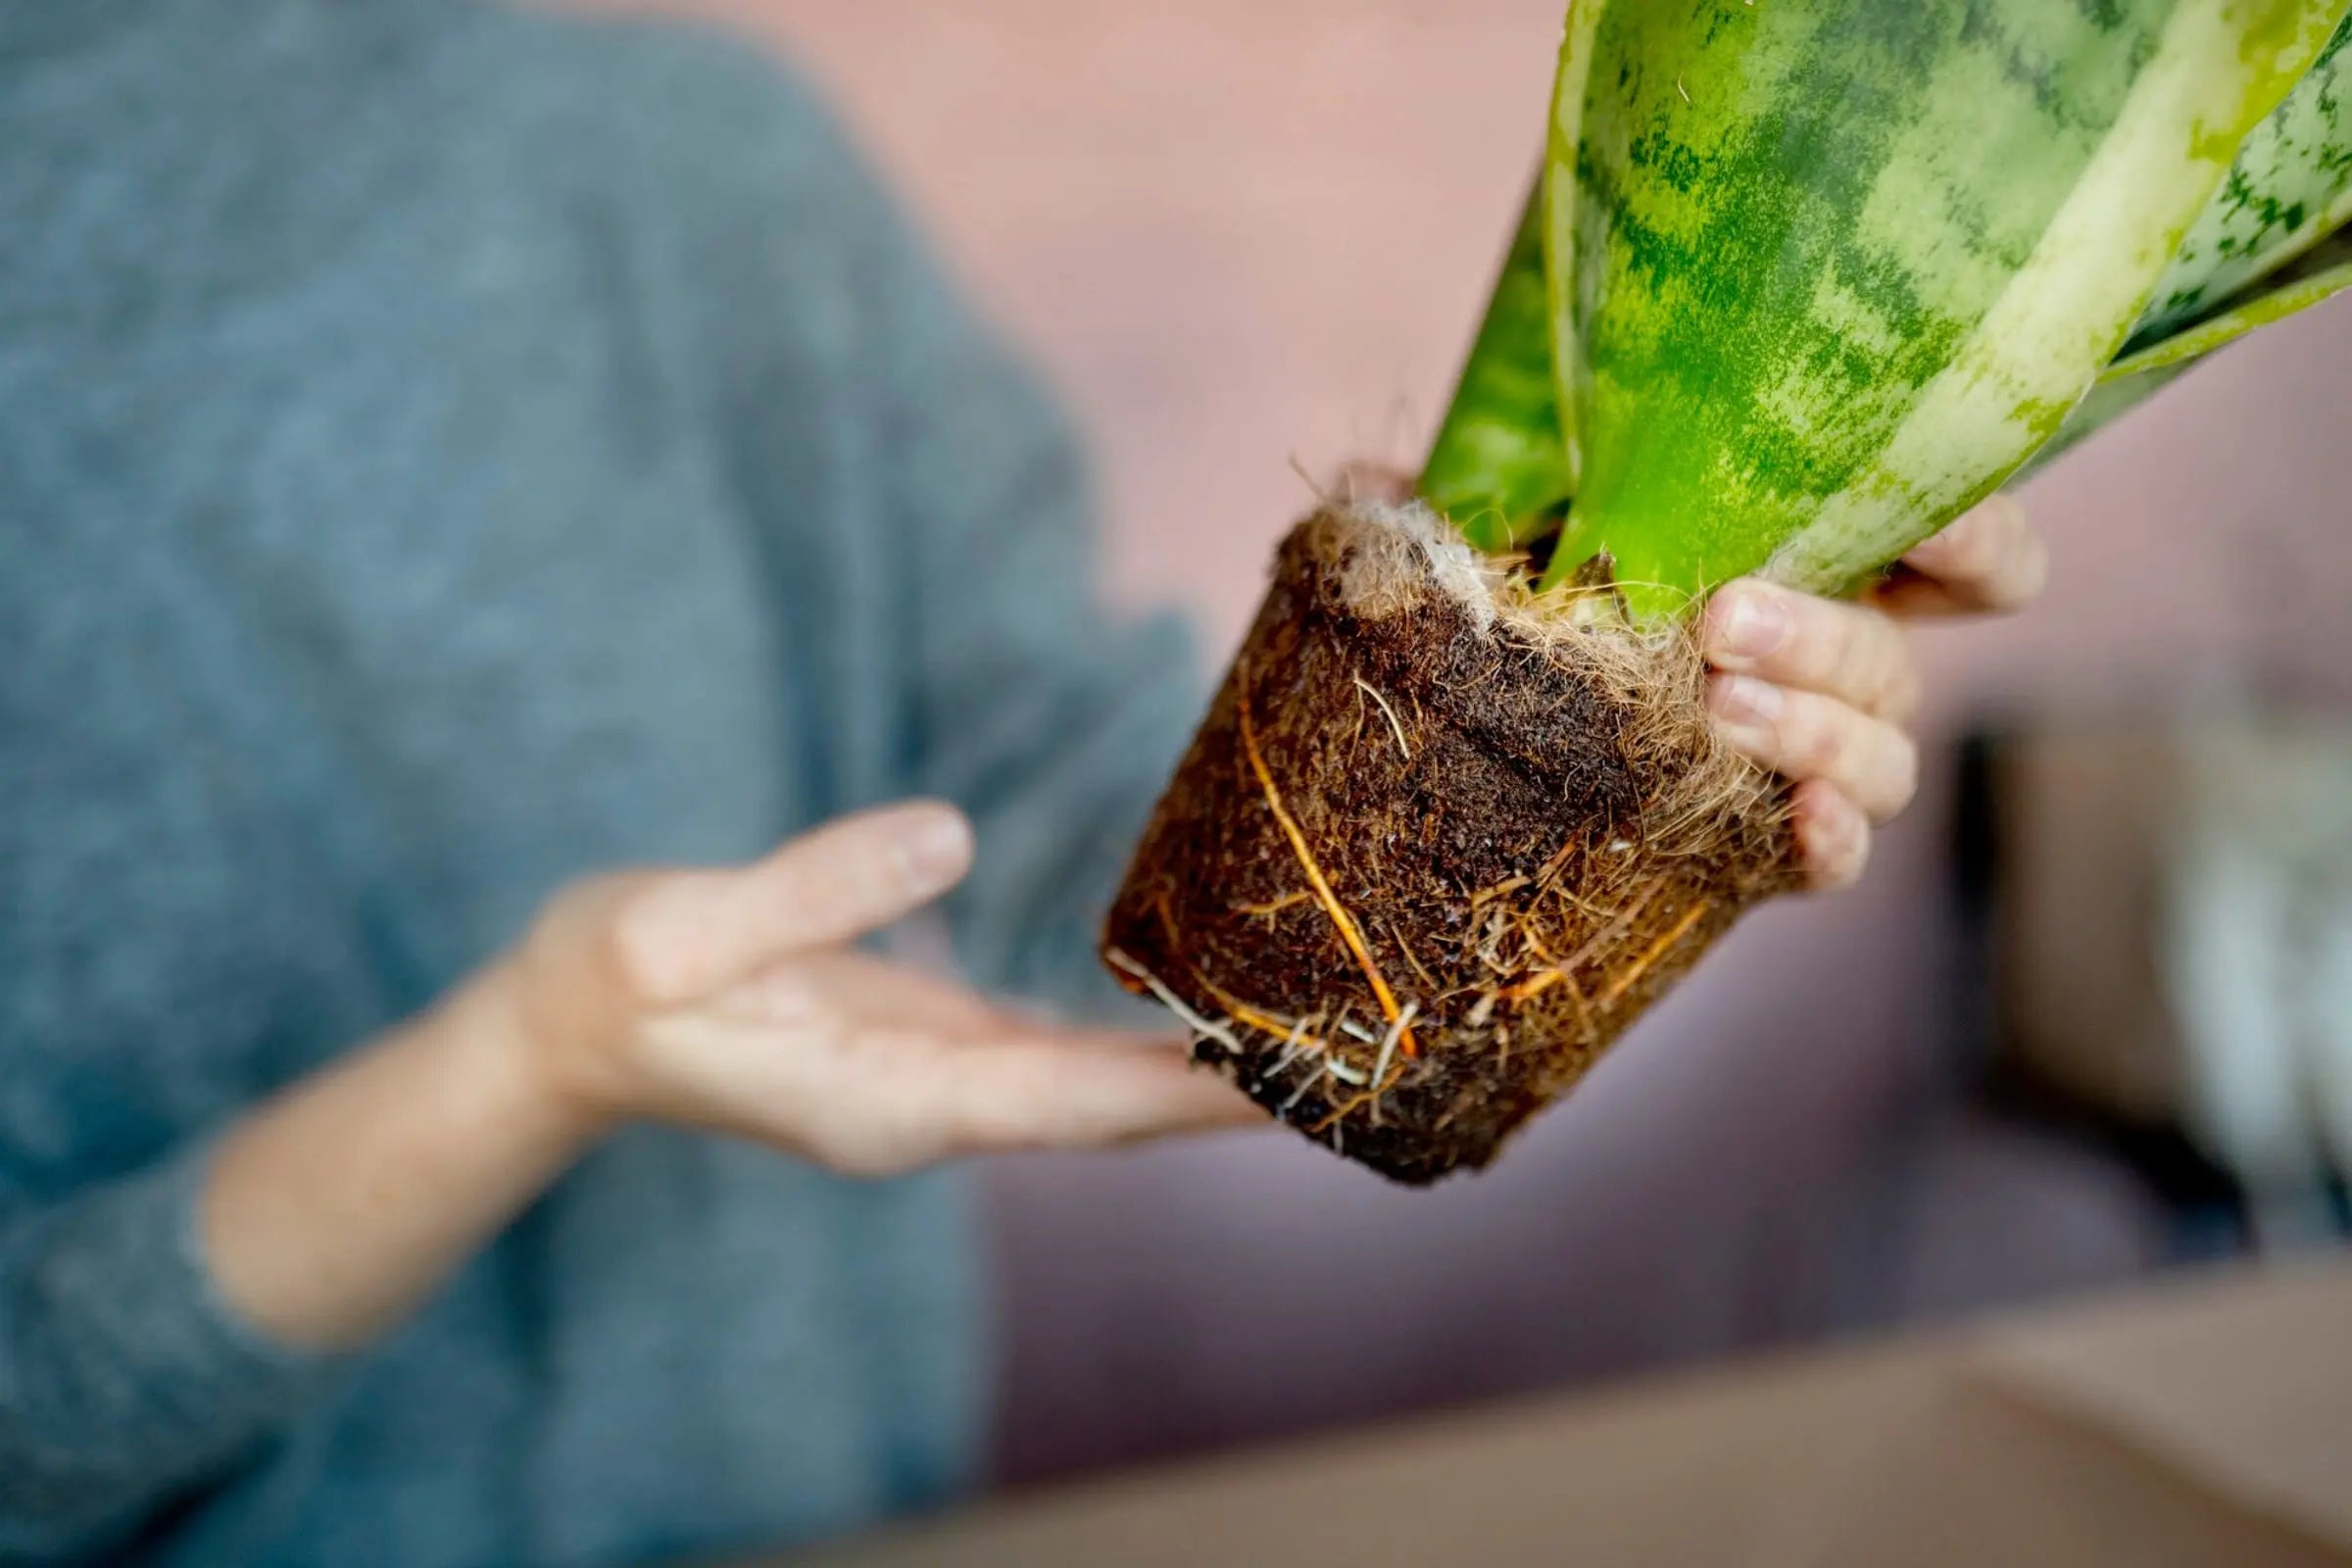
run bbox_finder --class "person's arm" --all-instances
[3,803,1250,1557]
[205,801,1248,1351]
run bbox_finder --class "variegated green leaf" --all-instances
[2112,217,2352,375]
[2010,360,2198,480]
[2132,11,2352,343]
[2018,220,2351,476]
[1420,182,1575,553]
[1532,0,2343,615]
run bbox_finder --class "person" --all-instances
[0,1,2048,1564]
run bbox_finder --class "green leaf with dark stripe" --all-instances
[2132,10,2352,343]
[2020,220,2352,475]
[1532,0,2344,614]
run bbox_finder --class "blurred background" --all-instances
[575,0,2352,1490]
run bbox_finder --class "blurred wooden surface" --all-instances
[794,1257,2352,1568]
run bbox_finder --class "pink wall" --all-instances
[574,0,2352,1479]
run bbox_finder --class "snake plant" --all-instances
[1422,1,2352,621]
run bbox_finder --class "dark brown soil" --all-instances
[1102,505,1798,1184]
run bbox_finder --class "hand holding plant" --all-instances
[1705,493,2048,890]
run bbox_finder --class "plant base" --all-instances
[1102,503,1797,1184]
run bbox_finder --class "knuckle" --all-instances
[605,893,662,989]
[1810,603,1891,710]
[1874,636,1923,721]
[1768,587,1843,686]
[1817,814,1871,890]
[1994,529,2051,611]
[1784,595,1850,688]
[811,858,880,930]
[1878,731,1922,817]
[540,871,629,944]
[1951,505,2005,570]
[866,848,928,913]
[1879,670,1922,727]
[1917,507,1995,585]
[1795,784,1867,890]
[1828,830,1872,890]
[605,876,697,1003]
[1793,704,1850,779]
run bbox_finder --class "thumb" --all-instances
[615,802,974,1003]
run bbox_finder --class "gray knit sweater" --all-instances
[0,3,1197,1562]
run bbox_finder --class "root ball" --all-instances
[1102,503,1797,1183]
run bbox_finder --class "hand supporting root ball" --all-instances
[504,803,1256,1177]
[1701,494,2049,889]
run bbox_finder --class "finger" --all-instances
[800,1029,1258,1176]
[1703,581,1920,724]
[616,803,974,1003]
[1866,568,1991,618]
[1708,675,1920,821]
[720,950,1018,1034]
[928,1033,1261,1160]
[1789,778,1873,891]
[1886,494,2047,615]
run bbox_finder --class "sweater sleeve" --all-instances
[869,249,1206,1011]
[655,34,1209,1015]
[0,1141,337,1562]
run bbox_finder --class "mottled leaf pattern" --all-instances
[2133,11,2352,343]
[1548,0,2340,612]
[2019,223,2352,477]
[1417,0,2348,620]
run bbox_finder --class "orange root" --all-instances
[1238,676,1421,1058]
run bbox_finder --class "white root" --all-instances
[1103,948,1245,1056]
[1368,1002,1418,1128]
[1279,1061,1332,1114]
[1371,1002,1417,1090]
[1267,1017,1314,1078]
[1352,675,1414,762]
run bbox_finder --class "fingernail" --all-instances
[899,809,974,887]
[1709,674,1783,729]
[1714,588,1789,662]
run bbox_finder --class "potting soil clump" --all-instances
[1102,503,1796,1183]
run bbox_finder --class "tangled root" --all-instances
[1102,503,1796,1184]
